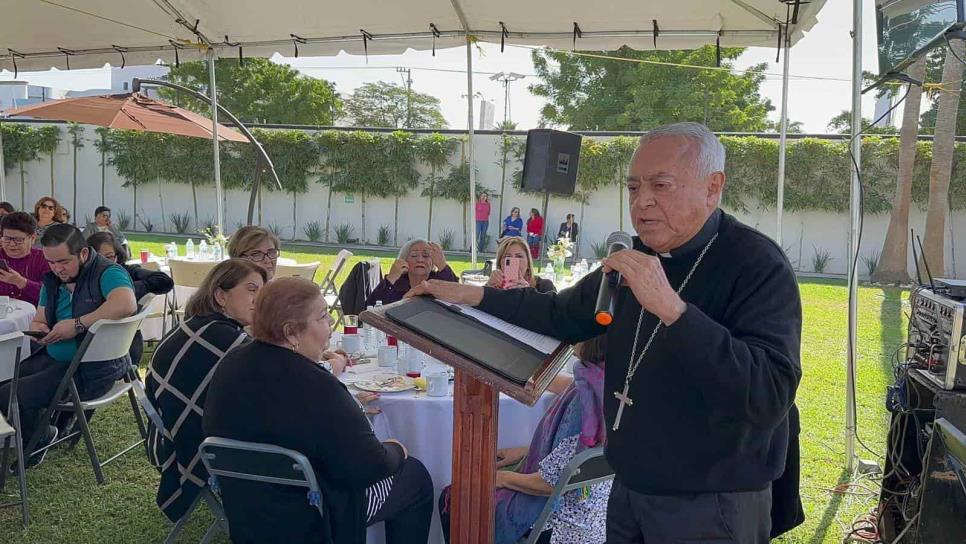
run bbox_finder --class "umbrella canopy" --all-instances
[2,93,248,142]
[0,0,826,71]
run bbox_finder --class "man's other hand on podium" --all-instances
[406,279,484,306]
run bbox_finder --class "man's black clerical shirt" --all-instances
[477,211,802,495]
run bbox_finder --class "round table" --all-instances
[341,364,555,544]
[0,299,37,354]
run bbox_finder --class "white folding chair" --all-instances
[168,260,220,326]
[320,250,352,327]
[275,261,321,281]
[25,305,152,484]
[0,332,28,527]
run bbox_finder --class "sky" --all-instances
[0,1,893,133]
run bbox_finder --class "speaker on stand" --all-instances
[520,129,582,265]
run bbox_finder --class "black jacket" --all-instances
[203,341,405,543]
[339,261,381,316]
[124,263,174,301]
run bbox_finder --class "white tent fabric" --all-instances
[2,0,825,72]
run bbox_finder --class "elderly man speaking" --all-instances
[409,122,801,542]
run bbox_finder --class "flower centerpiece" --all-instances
[547,236,574,278]
[200,227,229,259]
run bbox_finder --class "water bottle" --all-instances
[213,242,223,261]
[166,242,177,260]
[363,305,375,350]
[185,239,195,259]
[199,240,209,260]
[374,301,385,344]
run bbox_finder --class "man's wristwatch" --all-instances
[73,318,87,335]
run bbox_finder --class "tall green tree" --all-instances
[166,136,213,229]
[162,58,342,125]
[383,131,420,246]
[531,45,773,131]
[343,82,447,129]
[417,134,458,239]
[108,130,166,229]
[429,159,483,249]
[67,123,85,219]
[34,126,61,198]
[0,124,39,209]
[93,128,111,206]
[257,129,319,239]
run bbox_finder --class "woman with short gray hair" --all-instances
[365,239,457,306]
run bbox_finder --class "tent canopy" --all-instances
[2,0,826,72]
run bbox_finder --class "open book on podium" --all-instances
[360,296,573,405]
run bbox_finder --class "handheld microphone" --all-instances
[594,231,633,326]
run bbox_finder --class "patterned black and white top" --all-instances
[146,313,248,523]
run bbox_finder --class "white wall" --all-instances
[2,124,963,279]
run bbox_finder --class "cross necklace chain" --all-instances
[612,233,719,431]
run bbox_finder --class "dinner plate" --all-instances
[353,374,416,393]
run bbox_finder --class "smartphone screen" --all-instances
[23,330,46,339]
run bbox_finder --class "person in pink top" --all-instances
[475,191,491,251]
[0,212,50,306]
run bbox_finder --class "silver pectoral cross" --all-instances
[612,383,633,431]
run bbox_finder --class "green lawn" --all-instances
[0,236,904,543]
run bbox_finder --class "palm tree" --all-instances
[873,57,926,283]
[922,42,965,275]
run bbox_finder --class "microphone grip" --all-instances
[594,271,621,326]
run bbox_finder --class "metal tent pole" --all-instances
[208,48,225,234]
[776,35,790,246]
[467,38,477,266]
[0,120,6,202]
[846,0,863,474]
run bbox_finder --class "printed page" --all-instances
[435,300,562,355]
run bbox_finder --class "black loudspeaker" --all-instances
[521,129,581,195]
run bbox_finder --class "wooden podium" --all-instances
[361,298,572,544]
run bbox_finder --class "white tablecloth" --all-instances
[0,299,37,355]
[341,366,555,544]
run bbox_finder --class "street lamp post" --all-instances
[489,72,525,127]
[396,67,413,128]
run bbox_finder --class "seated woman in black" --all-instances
[88,231,174,364]
[204,277,433,543]
[487,237,556,294]
[146,258,266,525]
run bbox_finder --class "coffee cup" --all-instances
[338,333,363,355]
[427,372,449,397]
[377,345,398,367]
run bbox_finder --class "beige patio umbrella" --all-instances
[3,93,247,142]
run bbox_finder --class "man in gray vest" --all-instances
[0,224,135,468]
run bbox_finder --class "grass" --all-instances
[0,238,906,543]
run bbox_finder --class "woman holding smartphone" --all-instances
[487,238,556,294]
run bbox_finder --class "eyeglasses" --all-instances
[1,236,27,245]
[242,249,280,263]
[40,204,56,210]
[102,252,117,262]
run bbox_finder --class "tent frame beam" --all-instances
[1,29,783,68]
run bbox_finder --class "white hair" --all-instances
[398,238,429,260]
[638,122,726,178]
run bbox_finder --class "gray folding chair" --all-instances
[518,447,614,544]
[200,436,326,542]
[131,381,227,544]
[25,305,152,484]
[0,332,28,527]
